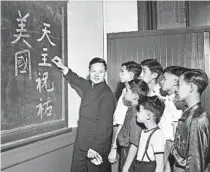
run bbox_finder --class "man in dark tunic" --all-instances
[52,56,116,172]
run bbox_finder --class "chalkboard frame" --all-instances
[1,1,69,152]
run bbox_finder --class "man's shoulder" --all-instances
[102,85,116,100]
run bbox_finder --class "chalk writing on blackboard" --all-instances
[1,1,68,148]
[38,48,52,67]
[36,72,54,93]
[36,98,53,120]
[37,23,56,46]
[15,49,32,79]
[11,10,31,48]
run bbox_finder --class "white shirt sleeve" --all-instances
[171,104,183,122]
[113,88,128,126]
[151,130,166,153]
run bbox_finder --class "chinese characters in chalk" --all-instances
[11,10,58,120]
[35,72,54,93]
[36,98,53,119]
[15,49,32,79]
[11,10,32,48]
[37,23,56,46]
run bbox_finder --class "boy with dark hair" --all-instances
[132,96,166,172]
[52,56,116,172]
[108,61,142,165]
[121,61,143,79]
[140,59,163,96]
[159,66,189,172]
[118,79,149,172]
[171,69,210,172]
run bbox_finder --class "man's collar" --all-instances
[89,80,106,87]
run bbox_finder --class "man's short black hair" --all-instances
[182,69,208,94]
[121,61,142,79]
[89,57,107,71]
[140,59,163,78]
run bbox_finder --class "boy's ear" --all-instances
[152,72,158,80]
[173,78,179,87]
[146,113,151,120]
[146,111,151,120]
[133,93,139,100]
[129,72,135,80]
[190,83,197,93]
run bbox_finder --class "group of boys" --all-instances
[108,59,210,172]
[52,55,210,172]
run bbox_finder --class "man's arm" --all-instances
[52,56,89,97]
[185,119,209,172]
[63,68,90,97]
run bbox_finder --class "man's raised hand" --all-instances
[52,56,64,69]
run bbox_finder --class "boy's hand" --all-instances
[108,148,117,163]
[52,56,65,69]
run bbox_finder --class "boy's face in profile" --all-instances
[161,72,178,94]
[123,84,136,106]
[119,65,134,83]
[136,105,149,123]
[177,74,191,101]
[140,65,154,84]
[89,63,106,84]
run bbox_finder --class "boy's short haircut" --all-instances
[139,95,165,124]
[140,59,163,78]
[128,79,149,100]
[89,57,107,71]
[182,69,209,94]
[163,66,189,77]
[121,61,142,79]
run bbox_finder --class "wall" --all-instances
[1,129,76,172]
[107,27,210,114]
[1,1,104,172]
[68,0,104,127]
[189,1,210,27]
[103,0,138,86]
[104,1,138,33]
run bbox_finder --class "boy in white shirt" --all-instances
[139,59,163,97]
[121,59,163,171]
[134,96,166,172]
[108,61,142,164]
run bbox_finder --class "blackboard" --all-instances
[1,1,69,150]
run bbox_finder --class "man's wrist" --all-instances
[61,66,69,75]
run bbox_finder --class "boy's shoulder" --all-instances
[150,128,166,144]
[191,110,210,129]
